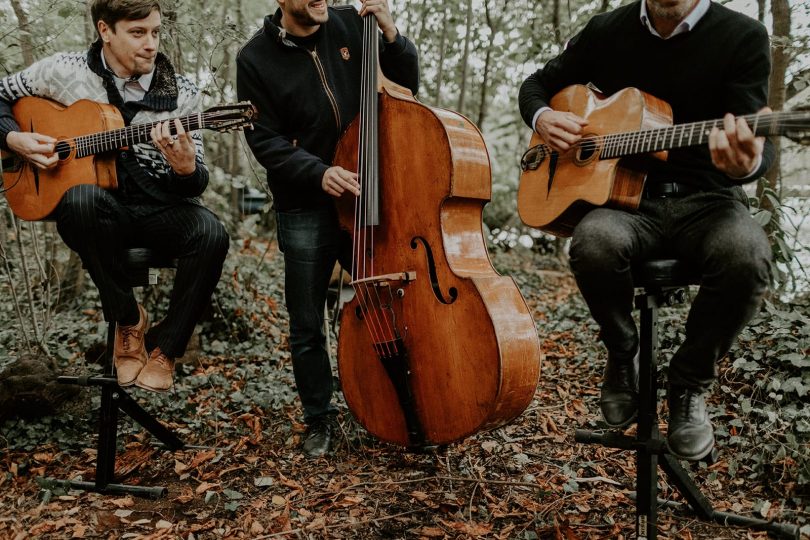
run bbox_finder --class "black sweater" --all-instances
[236,6,420,212]
[518,1,774,190]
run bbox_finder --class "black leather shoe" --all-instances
[667,386,714,461]
[302,415,338,458]
[600,352,639,428]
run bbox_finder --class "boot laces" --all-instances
[675,389,700,420]
[119,325,141,351]
[151,351,172,369]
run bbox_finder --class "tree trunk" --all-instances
[552,0,562,45]
[456,0,473,113]
[0,354,79,422]
[434,7,449,108]
[56,250,86,309]
[9,0,35,65]
[477,0,500,127]
[756,0,767,23]
[757,0,790,222]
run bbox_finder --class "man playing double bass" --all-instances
[236,0,418,457]
[0,0,229,392]
[519,0,773,460]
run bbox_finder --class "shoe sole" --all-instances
[133,380,172,393]
[666,435,716,461]
[601,409,638,429]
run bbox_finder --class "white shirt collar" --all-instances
[100,50,154,99]
[640,0,711,39]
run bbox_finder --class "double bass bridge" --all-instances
[350,271,417,289]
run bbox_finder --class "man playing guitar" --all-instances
[0,0,229,392]
[519,0,773,460]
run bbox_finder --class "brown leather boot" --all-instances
[114,304,149,386]
[135,347,175,392]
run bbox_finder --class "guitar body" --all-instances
[518,85,672,237]
[1,97,256,221]
[2,98,123,221]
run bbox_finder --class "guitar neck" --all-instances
[600,111,795,159]
[72,112,205,158]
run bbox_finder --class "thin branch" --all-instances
[253,508,423,539]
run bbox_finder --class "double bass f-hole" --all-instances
[410,236,457,305]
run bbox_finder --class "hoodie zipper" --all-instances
[310,47,341,133]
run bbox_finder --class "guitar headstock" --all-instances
[202,102,258,132]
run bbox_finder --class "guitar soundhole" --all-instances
[576,137,599,164]
[55,141,72,161]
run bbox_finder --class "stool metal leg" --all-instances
[636,291,659,540]
[48,320,184,498]
[575,284,801,539]
[96,323,119,489]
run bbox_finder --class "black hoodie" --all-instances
[236,5,419,211]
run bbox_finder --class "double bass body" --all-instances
[334,82,541,447]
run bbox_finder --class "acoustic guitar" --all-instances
[518,84,810,237]
[1,97,256,221]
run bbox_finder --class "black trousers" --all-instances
[569,186,771,391]
[54,184,229,358]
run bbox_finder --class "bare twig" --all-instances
[14,217,41,344]
[0,212,31,349]
[253,508,423,539]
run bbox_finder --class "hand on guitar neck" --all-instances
[150,118,196,176]
[6,131,57,170]
[709,107,770,178]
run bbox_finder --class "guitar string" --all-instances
[72,114,215,155]
[525,111,810,165]
[63,111,244,157]
[71,115,216,156]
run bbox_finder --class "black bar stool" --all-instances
[46,248,185,498]
[575,259,799,539]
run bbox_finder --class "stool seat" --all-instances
[122,248,176,270]
[121,248,176,288]
[632,259,700,288]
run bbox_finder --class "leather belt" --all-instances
[643,181,700,198]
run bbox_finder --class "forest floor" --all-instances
[0,241,807,539]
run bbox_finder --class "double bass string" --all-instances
[352,14,397,357]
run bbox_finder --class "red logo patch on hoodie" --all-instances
[340,47,350,61]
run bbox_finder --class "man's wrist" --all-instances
[382,26,398,43]
[727,154,763,180]
[173,164,197,177]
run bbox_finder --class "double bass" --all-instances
[334,15,541,448]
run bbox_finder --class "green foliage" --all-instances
[726,301,810,496]
[750,181,808,295]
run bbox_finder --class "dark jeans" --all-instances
[276,207,351,422]
[54,184,229,358]
[569,186,771,390]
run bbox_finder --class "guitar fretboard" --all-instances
[71,112,206,158]
[599,112,794,159]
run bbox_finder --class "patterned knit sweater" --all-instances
[0,41,208,202]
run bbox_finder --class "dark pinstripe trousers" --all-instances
[54,184,229,358]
